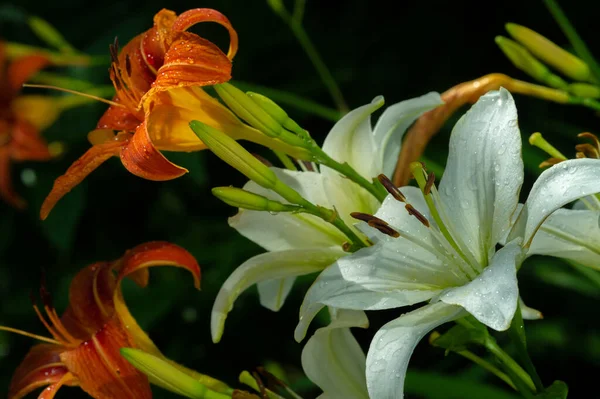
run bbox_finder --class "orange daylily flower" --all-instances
[0,41,59,209]
[40,8,263,220]
[1,241,201,399]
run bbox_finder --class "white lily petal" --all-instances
[322,96,384,181]
[527,208,600,270]
[302,309,369,399]
[574,195,600,210]
[257,277,296,311]
[211,248,344,343]
[438,88,523,265]
[439,241,523,331]
[373,92,444,177]
[366,302,465,399]
[516,158,600,246]
[231,169,346,251]
[294,239,448,342]
[520,297,543,320]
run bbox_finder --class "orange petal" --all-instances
[113,241,200,355]
[140,9,178,72]
[7,54,50,95]
[8,344,73,399]
[172,8,238,60]
[119,121,188,180]
[59,318,152,399]
[9,118,52,162]
[0,146,26,209]
[38,372,77,399]
[40,139,123,220]
[96,96,143,131]
[149,31,231,94]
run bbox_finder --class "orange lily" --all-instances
[1,241,201,399]
[40,8,266,220]
[0,41,60,209]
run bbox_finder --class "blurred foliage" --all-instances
[1,0,599,398]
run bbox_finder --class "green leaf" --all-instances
[431,323,489,352]
[405,371,519,399]
[536,381,568,399]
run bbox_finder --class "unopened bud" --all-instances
[190,120,278,189]
[568,83,600,99]
[212,187,301,212]
[246,92,305,135]
[505,23,591,82]
[495,36,567,89]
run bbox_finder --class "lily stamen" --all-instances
[351,212,401,238]
[377,174,406,202]
[575,143,599,159]
[405,204,430,227]
[22,83,125,108]
[424,171,435,195]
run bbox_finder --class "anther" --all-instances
[424,172,435,196]
[578,132,600,153]
[539,157,564,168]
[405,204,430,227]
[125,54,132,77]
[575,143,600,159]
[351,212,400,238]
[377,174,406,202]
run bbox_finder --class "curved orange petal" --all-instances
[148,31,231,96]
[38,372,77,399]
[9,118,52,162]
[0,146,26,209]
[40,139,123,220]
[59,318,152,399]
[96,96,143,131]
[140,9,177,72]
[113,241,200,355]
[8,344,73,399]
[7,54,50,95]
[172,8,238,60]
[119,121,188,180]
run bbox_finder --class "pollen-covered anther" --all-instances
[405,204,430,227]
[424,172,435,196]
[377,174,406,202]
[577,132,600,154]
[350,212,400,238]
[539,157,564,168]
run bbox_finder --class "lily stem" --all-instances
[484,337,536,396]
[455,349,516,390]
[270,1,349,113]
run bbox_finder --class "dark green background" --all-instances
[1,1,598,398]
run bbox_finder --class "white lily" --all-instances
[210,92,443,343]
[294,88,600,399]
[301,309,370,399]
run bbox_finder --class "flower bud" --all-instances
[505,23,591,82]
[568,83,600,99]
[190,120,278,189]
[212,187,301,212]
[120,348,225,399]
[495,36,567,89]
[246,92,305,135]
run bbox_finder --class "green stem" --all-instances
[508,304,544,392]
[312,147,387,202]
[233,81,341,122]
[456,350,516,390]
[270,4,349,113]
[272,150,298,171]
[544,0,600,83]
[484,337,536,396]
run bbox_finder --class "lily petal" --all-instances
[439,241,522,331]
[528,208,600,270]
[11,95,61,132]
[120,121,188,180]
[373,92,443,177]
[230,169,346,252]
[40,140,123,220]
[9,118,52,161]
[211,248,343,343]
[257,277,295,311]
[513,158,600,246]
[0,146,25,209]
[59,318,152,399]
[322,96,384,180]
[8,344,72,399]
[438,88,523,265]
[6,54,49,94]
[365,302,464,399]
[301,309,369,399]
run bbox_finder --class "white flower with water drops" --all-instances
[293,88,600,399]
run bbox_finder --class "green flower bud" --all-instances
[120,348,229,399]
[505,23,590,82]
[190,120,278,189]
[246,92,305,135]
[568,83,600,99]
[212,187,301,212]
[495,36,567,89]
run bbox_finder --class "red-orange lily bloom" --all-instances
[1,241,201,399]
[40,8,265,220]
[0,41,59,209]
